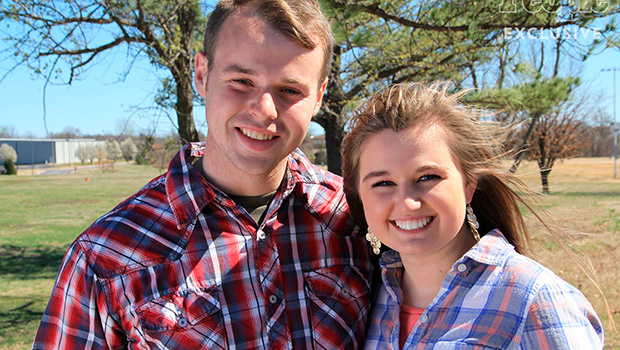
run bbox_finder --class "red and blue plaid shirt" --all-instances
[33,143,373,349]
[365,229,604,349]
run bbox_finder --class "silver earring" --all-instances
[365,227,382,255]
[467,204,481,242]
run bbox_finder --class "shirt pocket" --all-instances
[136,286,227,349]
[304,265,371,348]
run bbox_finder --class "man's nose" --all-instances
[248,92,277,120]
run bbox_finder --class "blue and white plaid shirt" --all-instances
[364,229,604,349]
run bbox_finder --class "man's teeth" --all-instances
[394,217,431,230]
[241,128,274,141]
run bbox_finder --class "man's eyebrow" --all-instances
[222,65,310,89]
[362,170,389,183]
[223,64,257,75]
[284,77,305,85]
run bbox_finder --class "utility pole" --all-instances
[602,68,618,179]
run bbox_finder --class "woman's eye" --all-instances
[419,174,440,182]
[371,180,395,188]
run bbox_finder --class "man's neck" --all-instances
[196,155,288,196]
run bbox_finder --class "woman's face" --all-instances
[357,124,477,261]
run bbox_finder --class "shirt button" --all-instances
[269,295,278,304]
[457,263,467,272]
[419,314,429,323]
[341,287,349,297]
[178,317,188,327]
[257,230,266,240]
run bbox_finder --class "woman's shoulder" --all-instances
[499,242,577,293]
[473,230,581,296]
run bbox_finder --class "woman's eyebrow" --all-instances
[362,170,389,183]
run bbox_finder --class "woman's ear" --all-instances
[465,178,478,204]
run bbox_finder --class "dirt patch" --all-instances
[599,201,620,212]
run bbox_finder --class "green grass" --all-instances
[0,164,162,349]
[1,159,619,349]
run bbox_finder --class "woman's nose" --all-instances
[398,187,421,211]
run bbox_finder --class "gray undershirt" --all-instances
[228,191,276,225]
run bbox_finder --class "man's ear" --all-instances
[312,78,328,116]
[194,51,209,98]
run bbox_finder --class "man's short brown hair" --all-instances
[203,0,334,84]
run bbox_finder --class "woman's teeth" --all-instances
[394,217,431,230]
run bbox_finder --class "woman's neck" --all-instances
[399,227,477,308]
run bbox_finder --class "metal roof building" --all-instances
[0,138,104,165]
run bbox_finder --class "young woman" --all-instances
[341,82,604,349]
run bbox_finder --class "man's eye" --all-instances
[282,88,301,95]
[234,79,251,85]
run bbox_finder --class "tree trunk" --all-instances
[323,112,347,175]
[175,70,199,144]
[174,3,199,144]
[316,44,347,175]
[540,168,551,194]
[510,112,541,173]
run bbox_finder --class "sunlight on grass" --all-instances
[0,164,162,348]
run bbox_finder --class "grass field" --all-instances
[1,159,619,348]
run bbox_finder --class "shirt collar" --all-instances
[165,142,215,230]
[464,229,514,267]
[377,229,513,273]
[165,143,340,230]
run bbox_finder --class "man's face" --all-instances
[195,9,327,188]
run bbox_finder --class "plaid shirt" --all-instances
[33,143,373,349]
[365,229,604,350]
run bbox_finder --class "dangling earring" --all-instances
[365,227,382,255]
[466,204,481,242]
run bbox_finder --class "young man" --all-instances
[32,0,373,349]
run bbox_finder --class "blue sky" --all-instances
[1,31,619,139]
[0,51,208,138]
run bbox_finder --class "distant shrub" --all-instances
[0,143,17,163]
[0,144,18,175]
[3,158,16,175]
[134,152,148,165]
[120,138,138,161]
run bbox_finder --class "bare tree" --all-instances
[0,125,19,138]
[522,90,595,194]
[1,0,207,143]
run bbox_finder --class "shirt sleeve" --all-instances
[32,241,123,349]
[522,282,604,349]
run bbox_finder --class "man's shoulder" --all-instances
[288,150,356,235]
[73,172,188,278]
